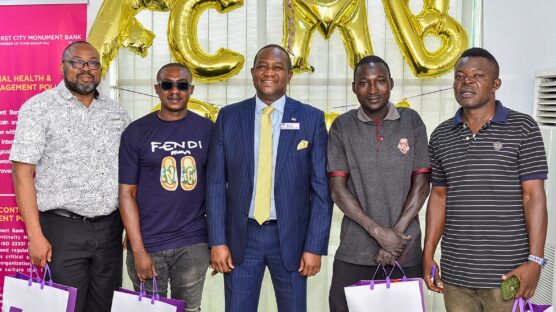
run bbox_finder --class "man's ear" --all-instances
[287,70,293,84]
[493,78,501,91]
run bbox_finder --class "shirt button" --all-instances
[466,136,470,140]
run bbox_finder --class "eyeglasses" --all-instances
[158,80,191,91]
[64,59,101,70]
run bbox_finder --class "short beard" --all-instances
[64,71,98,96]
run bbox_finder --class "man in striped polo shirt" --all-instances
[424,47,549,311]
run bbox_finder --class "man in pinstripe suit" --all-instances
[206,44,333,312]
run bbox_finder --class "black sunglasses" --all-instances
[158,80,191,91]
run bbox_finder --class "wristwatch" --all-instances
[528,255,547,269]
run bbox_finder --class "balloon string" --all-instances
[331,87,453,109]
[404,87,453,99]
[112,87,158,98]
[286,0,295,57]
[113,86,453,109]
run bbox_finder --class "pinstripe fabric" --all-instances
[206,96,332,308]
[224,220,307,312]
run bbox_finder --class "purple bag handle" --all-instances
[137,277,161,304]
[369,261,410,291]
[27,264,41,287]
[138,282,146,301]
[370,263,389,290]
[41,264,54,289]
[389,261,409,282]
[151,276,160,304]
[512,297,535,312]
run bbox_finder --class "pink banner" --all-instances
[0,3,86,304]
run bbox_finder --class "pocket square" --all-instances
[297,140,309,150]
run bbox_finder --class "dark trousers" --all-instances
[40,211,123,312]
[329,258,423,312]
[224,219,307,312]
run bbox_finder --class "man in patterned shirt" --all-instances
[424,48,548,311]
[10,41,130,312]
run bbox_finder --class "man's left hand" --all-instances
[373,248,395,266]
[298,252,321,277]
[502,261,541,299]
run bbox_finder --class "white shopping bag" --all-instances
[110,278,183,312]
[2,265,77,312]
[344,262,425,312]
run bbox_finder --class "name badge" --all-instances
[281,122,300,130]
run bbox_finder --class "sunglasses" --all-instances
[158,80,191,91]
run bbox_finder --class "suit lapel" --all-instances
[275,97,300,182]
[241,98,256,187]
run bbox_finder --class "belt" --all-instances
[45,209,117,223]
[249,218,277,225]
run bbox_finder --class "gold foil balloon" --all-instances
[324,112,339,131]
[383,0,468,78]
[283,0,373,73]
[168,0,245,83]
[396,98,411,108]
[89,0,244,82]
[152,98,220,122]
[88,0,173,76]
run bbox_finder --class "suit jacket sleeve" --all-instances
[206,110,227,247]
[303,110,333,255]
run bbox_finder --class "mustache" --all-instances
[77,72,94,79]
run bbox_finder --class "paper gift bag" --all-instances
[2,264,77,312]
[110,277,184,312]
[512,297,553,312]
[344,262,425,312]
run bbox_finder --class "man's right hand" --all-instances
[373,248,396,266]
[133,250,157,282]
[423,257,443,293]
[28,234,52,268]
[372,226,411,256]
[211,245,234,274]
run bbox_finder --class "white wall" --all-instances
[484,1,556,306]
[483,0,556,114]
[86,0,112,94]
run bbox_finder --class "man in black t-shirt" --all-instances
[119,63,212,312]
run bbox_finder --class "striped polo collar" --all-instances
[452,100,509,128]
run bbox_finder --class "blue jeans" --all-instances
[127,243,210,312]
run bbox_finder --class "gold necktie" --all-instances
[254,106,275,225]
